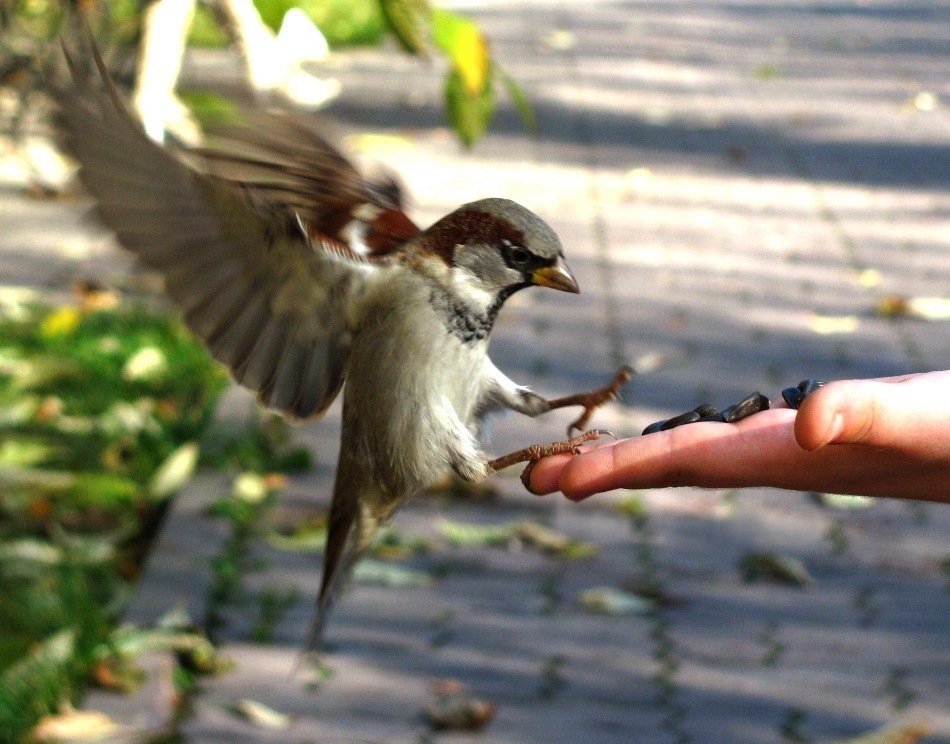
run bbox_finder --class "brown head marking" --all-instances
[422,207,527,266]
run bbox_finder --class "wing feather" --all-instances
[234,320,293,389]
[196,112,420,255]
[55,42,382,420]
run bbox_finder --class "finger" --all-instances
[794,382,863,450]
[794,376,949,454]
[526,453,573,494]
[557,410,801,500]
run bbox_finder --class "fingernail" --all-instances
[817,412,845,448]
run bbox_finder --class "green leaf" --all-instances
[439,519,516,547]
[578,587,654,616]
[497,66,538,134]
[444,69,495,148]
[378,0,431,54]
[179,90,243,130]
[253,0,293,31]
[352,559,433,588]
[432,10,490,94]
[0,629,77,742]
[70,472,141,506]
[514,521,596,558]
[188,2,231,48]
[739,552,813,588]
[0,438,56,468]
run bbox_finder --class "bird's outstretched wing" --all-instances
[55,42,417,420]
[193,114,421,259]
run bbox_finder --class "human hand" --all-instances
[527,371,950,504]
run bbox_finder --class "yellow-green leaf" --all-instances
[497,66,537,134]
[444,69,495,148]
[378,0,431,55]
[433,9,490,95]
[39,307,80,339]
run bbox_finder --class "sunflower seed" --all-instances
[725,392,770,422]
[660,410,702,430]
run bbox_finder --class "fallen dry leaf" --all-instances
[425,679,496,732]
[32,707,122,743]
[810,315,860,335]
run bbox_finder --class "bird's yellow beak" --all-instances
[531,258,579,294]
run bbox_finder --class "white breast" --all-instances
[341,270,490,494]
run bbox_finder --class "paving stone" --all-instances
[2,1,948,741]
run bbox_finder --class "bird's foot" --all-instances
[548,365,633,435]
[487,428,614,490]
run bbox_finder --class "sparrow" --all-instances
[55,42,632,650]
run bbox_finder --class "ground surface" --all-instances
[2,1,949,742]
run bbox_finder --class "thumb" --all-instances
[794,377,929,452]
[794,382,869,450]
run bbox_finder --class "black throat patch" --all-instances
[428,283,527,344]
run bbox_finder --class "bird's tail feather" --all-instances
[302,491,389,654]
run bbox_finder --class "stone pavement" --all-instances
[3,1,950,742]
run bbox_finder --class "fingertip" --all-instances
[524,453,571,495]
[795,381,874,450]
[557,444,615,501]
[795,400,844,450]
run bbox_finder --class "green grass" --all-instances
[0,298,230,743]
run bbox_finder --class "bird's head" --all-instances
[418,198,578,312]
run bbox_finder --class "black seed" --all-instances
[642,420,667,436]
[699,412,727,423]
[720,404,737,421]
[693,404,719,417]
[798,378,826,397]
[660,410,702,430]
[782,387,804,409]
[726,392,770,422]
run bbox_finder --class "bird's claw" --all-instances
[520,460,542,493]
[489,427,610,474]
[564,365,634,435]
[516,428,614,494]
[487,428,612,495]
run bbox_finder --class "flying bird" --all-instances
[55,42,631,650]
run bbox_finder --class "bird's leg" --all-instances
[487,428,614,490]
[483,366,631,493]
[545,365,634,434]
[487,428,611,472]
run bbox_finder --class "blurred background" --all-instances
[1,1,948,743]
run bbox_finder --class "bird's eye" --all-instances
[507,245,530,265]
